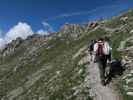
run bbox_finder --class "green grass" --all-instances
[125,41,133,47]
[0,22,132,99]
[0,31,94,99]
[116,78,133,100]
[110,31,131,59]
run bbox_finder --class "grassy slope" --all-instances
[0,27,129,99]
[104,10,133,100]
[0,30,98,99]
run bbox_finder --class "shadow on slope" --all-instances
[105,59,125,85]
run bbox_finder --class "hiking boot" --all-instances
[94,59,97,63]
[101,80,106,86]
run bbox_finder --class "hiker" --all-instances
[93,38,112,85]
[89,40,96,61]
[103,36,112,63]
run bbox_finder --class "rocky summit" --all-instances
[0,9,133,100]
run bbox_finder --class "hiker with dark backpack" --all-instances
[89,40,96,61]
[93,38,111,85]
[93,38,104,62]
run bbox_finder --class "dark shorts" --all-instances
[90,51,93,55]
[96,55,108,80]
[106,53,111,61]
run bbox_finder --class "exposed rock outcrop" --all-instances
[2,37,23,56]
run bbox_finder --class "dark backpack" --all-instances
[96,43,104,56]
[89,43,94,51]
[110,59,124,75]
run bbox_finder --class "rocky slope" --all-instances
[0,9,133,100]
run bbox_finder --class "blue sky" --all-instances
[0,0,133,34]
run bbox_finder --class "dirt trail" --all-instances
[85,55,121,100]
[73,45,122,100]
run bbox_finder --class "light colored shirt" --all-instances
[93,41,111,55]
[103,42,112,55]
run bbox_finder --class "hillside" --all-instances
[0,9,133,100]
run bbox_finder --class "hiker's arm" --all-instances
[93,43,98,53]
[92,43,97,62]
[110,46,112,49]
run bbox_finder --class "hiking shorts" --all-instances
[96,55,108,80]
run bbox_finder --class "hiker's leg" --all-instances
[98,57,105,82]
[103,64,106,80]
[94,53,98,63]
[90,52,93,61]
[100,64,105,81]
[103,55,108,77]
[107,53,111,62]
[92,52,95,62]
[99,55,107,82]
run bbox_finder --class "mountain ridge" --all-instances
[0,9,133,100]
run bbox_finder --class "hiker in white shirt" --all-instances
[93,37,112,86]
[103,37,112,63]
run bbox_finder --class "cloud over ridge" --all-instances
[5,22,34,43]
[0,21,53,49]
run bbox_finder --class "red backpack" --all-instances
[96,42,104,56]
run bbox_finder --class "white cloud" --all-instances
[43,21,50,27]
[42,21,53,32]
[5,22,34,43]
[0,30,6,49]
[37,29,48,35]
[0,38,5,49]
[0,21,53,49]
[37,21,53,35]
